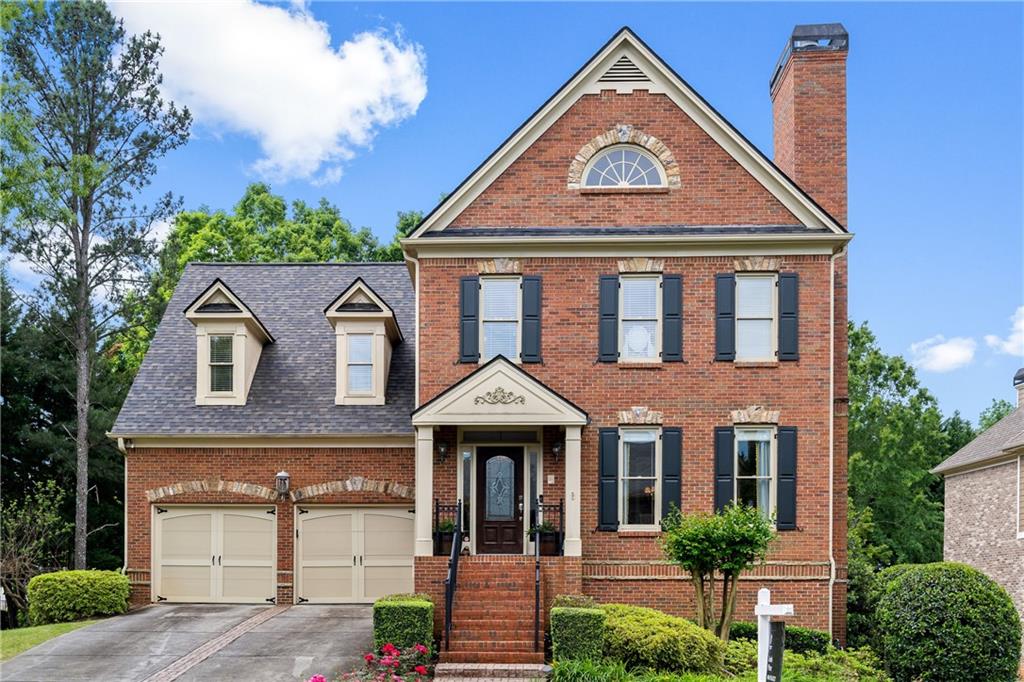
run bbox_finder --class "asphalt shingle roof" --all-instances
[111,263,415,437]
[932,404,1024,474]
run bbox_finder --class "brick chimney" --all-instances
[770,23,849,225]
[1015,368,1024,407]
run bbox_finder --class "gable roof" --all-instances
[324,276,404,342]
[111,263,415,438]
[407,26,846,240]
[184,277,275,343]
[932,405,1024,475]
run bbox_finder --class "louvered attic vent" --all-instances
[598,55,651,83]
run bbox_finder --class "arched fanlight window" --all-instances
[583,144,667,188]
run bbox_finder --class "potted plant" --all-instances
[528,520,561,556]
[434,519,455,556]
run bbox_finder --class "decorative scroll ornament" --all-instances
[474,387,526,405]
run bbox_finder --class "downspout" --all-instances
[116,437,129,574]
[827,244,848,637]
[404,250,421,408]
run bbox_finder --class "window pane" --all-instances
[210,364,233,392]
[624,479,656,525]
[348,334,372,363]
[736,277,773,317]
[737,478,758,510]
[485,456,514,520]
[482,321,517,359]
[758,479,771,517]
[737,440,757,476]
[209,335,233,363]
[347,364,372,393]
[622,320,656,359]
[482,279,518,320]
[625,440,655,477]
[586,169,603,186]
[621,278,657,318]
[736,319,772,359]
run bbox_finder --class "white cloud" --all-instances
[984,306,1024,357]
[148,219,174,245]
[114,1,427,184]
[909,335,977,373]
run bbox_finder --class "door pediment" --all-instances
[412,356,587,426]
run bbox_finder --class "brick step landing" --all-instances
[433,662,550,680]
[439,651,547,664]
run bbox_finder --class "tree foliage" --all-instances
[978,398,1013,432]
[660,504,775,642]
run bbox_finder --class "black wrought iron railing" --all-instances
[533,512,541,652]
[442,499,463,652]
[529,495,565,556]
[433,500,462,556]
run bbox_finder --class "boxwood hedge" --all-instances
[599,603,724,674]
[728,620,831,654]
[27,570,129,625]
[551,606,605,661]
[372,593,434,652]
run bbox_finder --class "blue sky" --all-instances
[16,2,1024,422]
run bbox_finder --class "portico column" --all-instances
[563,425,582,557]
[415,426,434,556]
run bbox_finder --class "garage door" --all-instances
[153,506,276,603]
[295,507,413,604]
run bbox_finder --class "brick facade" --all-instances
[943,459,1024,664]
[125,446,414,605]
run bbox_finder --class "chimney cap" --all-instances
[771,23,849,92]
[1014,368,1024,386]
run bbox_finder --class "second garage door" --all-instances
[295,506,414,604]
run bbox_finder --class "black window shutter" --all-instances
[521,276,542,363]
[776,426,797,530]
[598,276,619,362]
[662,275,682,362]
[778,273,799,361]
[598,428,619,530]
[661,427,682,519]
[714,426,735,511]
[459,276,479,363]
[715,274,736,361]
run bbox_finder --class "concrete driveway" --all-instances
[0,604,373,682]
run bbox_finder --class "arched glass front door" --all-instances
[476,447,524,553]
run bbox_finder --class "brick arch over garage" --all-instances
[289,476,413,502]
[145,479,277,503]
[567,124,681,189]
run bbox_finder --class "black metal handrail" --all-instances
[443,499,463,652]
[533,508,541,652]
[531,495,565,556]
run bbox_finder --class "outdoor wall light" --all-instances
[276,471,290,498]
[552,442,563,462]
[437,442,449,464]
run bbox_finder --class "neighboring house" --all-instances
[932,369,1024,662]
[111,25,852,660]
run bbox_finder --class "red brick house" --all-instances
[111,24,851,661]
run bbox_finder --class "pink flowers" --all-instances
[337,643,433,681]
[308,676,326,682]
[414,644,428,655]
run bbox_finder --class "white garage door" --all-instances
[153,506,276,604]
[295,507,414,604]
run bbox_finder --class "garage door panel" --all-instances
[303,512,354,559]
[221,512,274,564]
[161,565,214,601]
[220,566,275,601]
[363,512,414,561]
[161,513,213,561]
[301,566,355,600]
[363,566,413,600]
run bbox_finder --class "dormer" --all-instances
[184,279,274,406]
[325,278,403,406]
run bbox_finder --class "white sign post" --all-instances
[755,587,793,682]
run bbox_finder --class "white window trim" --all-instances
[195,323,247,405]
[345,333,375,397]
[335,321,386,406]
[208,334,235,394]
[735,273,778,362]
[734,426,777,523]
[618,274,662,363]
[618,427,661,531]
[581,143,668,188]
[478,275,522,363]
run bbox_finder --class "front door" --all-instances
[476,447,524,554]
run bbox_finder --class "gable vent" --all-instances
[598,55,651,83]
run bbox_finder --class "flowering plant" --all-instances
[333,642,433,681]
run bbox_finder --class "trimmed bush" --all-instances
[372,593,434,652]
[728,620,831,654]
[551,658,631,682]
[552,593,598,609]
[551,606,605,662]
[27,570,129,625]
[600,604,724,674]
[876,562,1021,682]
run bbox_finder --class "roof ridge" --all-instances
[186,261,406,267]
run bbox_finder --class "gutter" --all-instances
[827,242,848,638]
[116,437,128,575]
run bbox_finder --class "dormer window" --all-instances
[184,279,274,406]
[326,278,403,406]
[583,145,666,187]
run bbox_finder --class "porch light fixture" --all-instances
[437,442,449,464]
[275,471,290,498]
[552,442,563,463]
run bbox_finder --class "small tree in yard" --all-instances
[660,504,776,643]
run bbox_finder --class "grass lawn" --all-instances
[0,620,96,661]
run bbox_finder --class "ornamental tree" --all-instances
[660,504,776,643]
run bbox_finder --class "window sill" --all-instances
[616,362,664,369]
[579,187,670,195]
[617,529,661,538]
[734,361,779,368]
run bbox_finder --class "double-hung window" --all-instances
[620,429,660,527]
[346,334,374,395]
[480,277,520,361]
[619,276,660,362]
[735,428,774,519]
[209,335,234,393]
[735,274,776,361]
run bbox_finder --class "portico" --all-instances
[411,357,588,557]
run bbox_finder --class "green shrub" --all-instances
[552,593,597,609]
[723,638,889,681]
[551,606,605,662]
[600,603,724,674]
[875,562,1021,681]
[27,570,129,625]
[728,620,831,654]
[372,593,434,652]
[551,658,631,682]
[722,637,758,676]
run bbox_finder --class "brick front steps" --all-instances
[440,560,545,665]
[433,662,550,680]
